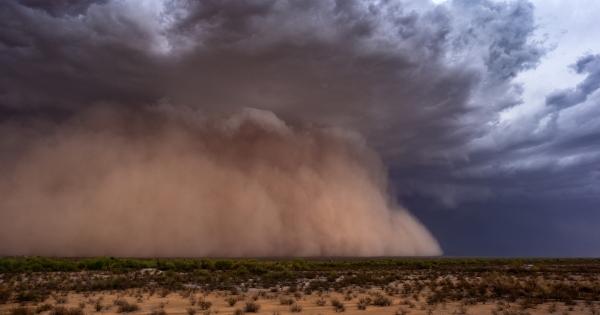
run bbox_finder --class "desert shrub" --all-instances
[186,308,196,315]
[331,299,345,312]
[371,294,392,307]
[53,295,68,304]
[226,297,237,307]
[395,309,409,315]
[10,307,34,315]
[159,289,170,298]
[114,300,139,313]
[455,304,468,315]
[94,301,103,312]
[289,304,302,313]
[233,309,244,315]
[49,306,84,315]
[244,302,260,313]
[197,300,212,310]
[150,309,166,315]
[15,290,49,303]
[279,297,294,305]
[0,285,11,304]
[357,297,371,310]
[35,304,53,313]
[315,298,326,306]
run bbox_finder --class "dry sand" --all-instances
[1,290,595,315]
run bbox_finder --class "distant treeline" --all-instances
[1,257,600,273]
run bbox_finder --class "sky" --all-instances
[1,0,599,256]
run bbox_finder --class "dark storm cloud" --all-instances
[19,0,107,17]
[457,52,600,203]
[0,0,541,164]
[0,0,166,111]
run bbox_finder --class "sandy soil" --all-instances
[1,290,596,315]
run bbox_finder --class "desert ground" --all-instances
[1,258,599,315]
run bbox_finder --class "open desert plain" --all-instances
[1,258,600,315]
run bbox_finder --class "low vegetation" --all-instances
[0,257,599,315]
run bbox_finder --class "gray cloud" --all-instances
[546,54,600,109]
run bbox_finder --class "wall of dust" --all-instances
[0,106,441,257]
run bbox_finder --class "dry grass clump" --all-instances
[0,286,11,304]
[197,299,212,310]
[35,303,53,313]
[331,299,345,312]
[10,307,34,315]
[49,306,84,315]
[454,303,468,315]
[226,297,238,307]
[114,299,139,313]
[395,308,410,315]
[243,301,260,313]
[94,300,104,312]
[371,294,392,307]
[279,297,294,305]
[150,309,167,315]
[357,297,371,310]
[53,295,68,304]
[15,290,49,303]
[289,303,303,312]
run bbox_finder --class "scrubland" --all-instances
[1,258,599,315]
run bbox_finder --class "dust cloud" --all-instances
[0,106,441,257]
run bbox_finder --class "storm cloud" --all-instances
[0,0,599,256]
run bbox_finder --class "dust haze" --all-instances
[0,106,441,257]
